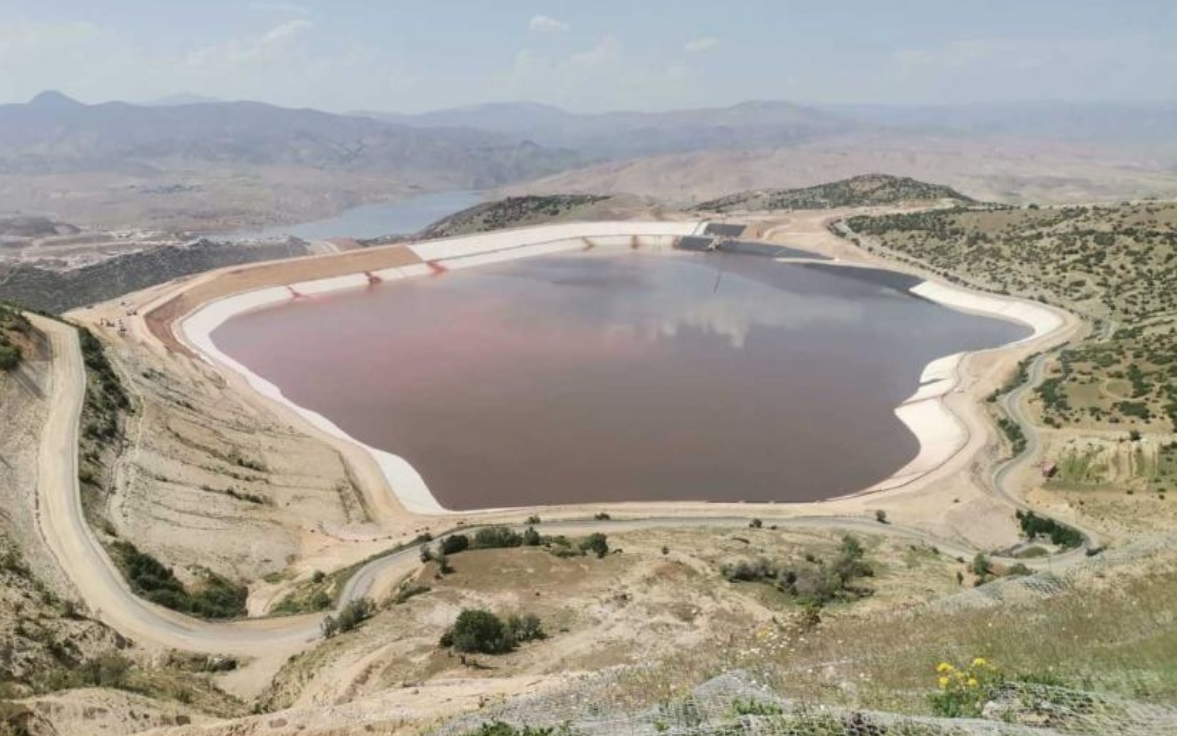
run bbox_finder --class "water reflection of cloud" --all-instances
[600,264,866,349]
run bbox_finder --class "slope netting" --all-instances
[931,532,1175,614]
[431,669,1177,736]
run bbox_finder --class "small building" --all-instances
[1041,461,1058,479]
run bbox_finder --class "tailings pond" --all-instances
[210,250,1029,509]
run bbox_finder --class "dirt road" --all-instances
[31,315,1092,669]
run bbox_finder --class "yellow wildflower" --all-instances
[936,662,953,673]
[968,677,979,688]
[972,657,988,668]
[938,676,950,688]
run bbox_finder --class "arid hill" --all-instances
[0,239,312,314]
[502,133,1177,205]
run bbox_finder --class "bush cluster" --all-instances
[0,302,29,371]
[111,541,246,619]
[439,608,546,654]
[321,597,375,638]
[1016,510,1083,549]
[720,535,874,608]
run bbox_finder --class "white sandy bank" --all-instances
[867,283,1065,493]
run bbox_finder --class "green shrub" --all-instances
[723,535,874,608]
[1016,510,1083,549]
[440,534,470,555]
[458,722,554,736]
[473,527,523,549]
[111,541,246,619]
[580,533,609,558]
[322,597,375,638]
[506,613,546,644]
[0,345,21,371]
[441,609,513,654]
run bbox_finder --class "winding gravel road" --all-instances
[31,315,1093,657]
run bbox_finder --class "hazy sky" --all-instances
[1,0,1175,112]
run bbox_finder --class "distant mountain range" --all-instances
[0,91,579,187]
[827,101,1177,146]
[356,100,859,158]
[2,91,1173,230]
[359,98,1177,151]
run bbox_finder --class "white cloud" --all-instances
[504,36,693,110]
[684,37,720,54]
[186,19,314,71]
[263,18,313,43]
[528,15,570,33]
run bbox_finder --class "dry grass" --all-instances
[256,527,964,712]
[607,536,1177,718]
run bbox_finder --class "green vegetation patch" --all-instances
[416,194,610,239]
[439,608,546,655]
[720,534,875,609]
[78,326,129,441]
[847,202,1177,431]
[0,301,31,371]
[111,541,247,619]
[696,174,974,213]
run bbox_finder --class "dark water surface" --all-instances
[211,251,1028,510]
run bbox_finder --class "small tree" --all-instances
[875,509,889,524]
[522,526,542,546]
[972,554,993,582]
[440,534,469,555]
[419,545,433,563]
[749,518,763,529]
[435,548,451,575]
[331,597,374,635]
[581,533,609,558]
[441,609,513,654]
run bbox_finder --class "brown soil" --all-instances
[142,243,423,355]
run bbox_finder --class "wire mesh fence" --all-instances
[431,668,1177,736]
